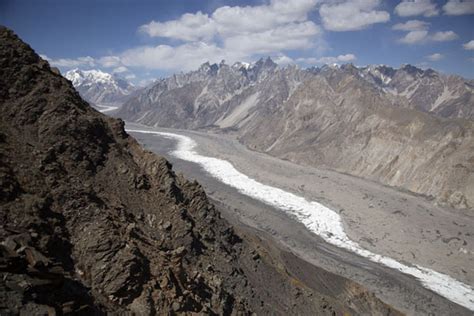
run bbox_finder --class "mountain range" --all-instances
[116,58,474,209]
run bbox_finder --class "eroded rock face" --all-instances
[0,27,399,315]
[237,68,474,210]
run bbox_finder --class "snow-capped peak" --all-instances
[64,68,136,105]
[65,68,115,86]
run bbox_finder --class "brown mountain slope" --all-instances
[0,27,400,315]
[237,67,474,209]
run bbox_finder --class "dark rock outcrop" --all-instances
[0,27,400,315]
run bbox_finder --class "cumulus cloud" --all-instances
[113,66,128,73]
[431,31,458,41]
[41,55,96,68]
[130,0,323,70]
[394,0,439,17]
[463,40,474,50]
[223,22,321,54]
[119,42,247,71]
[212,0,318,36]
[398,30,430,44]
[98,56,122,68]
[46,0,380,74]
[140,11,216,42]
[443,0,474,15]
[140,0,318,41]
[319,0,390,31]
[392,19,429,31]
[426,53,444,61]
[393,20,458,44]
[397,30,458,44]
[297,53,357,64]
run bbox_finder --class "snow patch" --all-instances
[431,86,458,111]
[94,104,119,113]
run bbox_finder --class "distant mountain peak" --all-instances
[65,68,136,106]
[400,64,424,76]
[254,56,278,69]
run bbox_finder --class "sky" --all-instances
[1,0,474,84]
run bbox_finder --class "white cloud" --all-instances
[426,53,444,61]
[125,74,136,80]
[394,0,439,17]
[392,19,429,31]
[131,0,322,71]
[393,21,458,44]
[463,40,474,50]
[113,66,128,73]
[431,31,458,41]
[297,53,357,64]
[223,22,321,54]
[212,0,318,36]
[443,0,474,15]
[98,56,122,68]
[120,42,246,72]
[397,30,458,44]
[140,0,318,41]
[140,11,217,42]
[43,55,96,68]
[399,30,429,44]
[44,0,369,74]
[108,0,325,72]
[319,0,390,31]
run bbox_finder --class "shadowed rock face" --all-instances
[117,60,474,210]
[0,27,400,315]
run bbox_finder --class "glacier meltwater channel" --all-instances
[127,129,474,311]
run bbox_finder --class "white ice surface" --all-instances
[127,129,474,311]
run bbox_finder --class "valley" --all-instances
[4,0,474,314]
[127,122,474,315]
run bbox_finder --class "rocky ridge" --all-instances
[117,59,474,209]
[0,27,399,315]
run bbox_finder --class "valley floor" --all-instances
[127,122,474,316]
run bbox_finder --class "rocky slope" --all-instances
[239,64,474,210]
[117,60,474,209]
[360,64,474,119]
[65,68,136,106]
[0,27,400,315]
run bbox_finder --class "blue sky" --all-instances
[1,0,473,84]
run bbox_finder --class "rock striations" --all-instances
[118,59,474,210]
[0,27,400,315]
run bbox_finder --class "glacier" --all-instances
[127,128,474,311]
